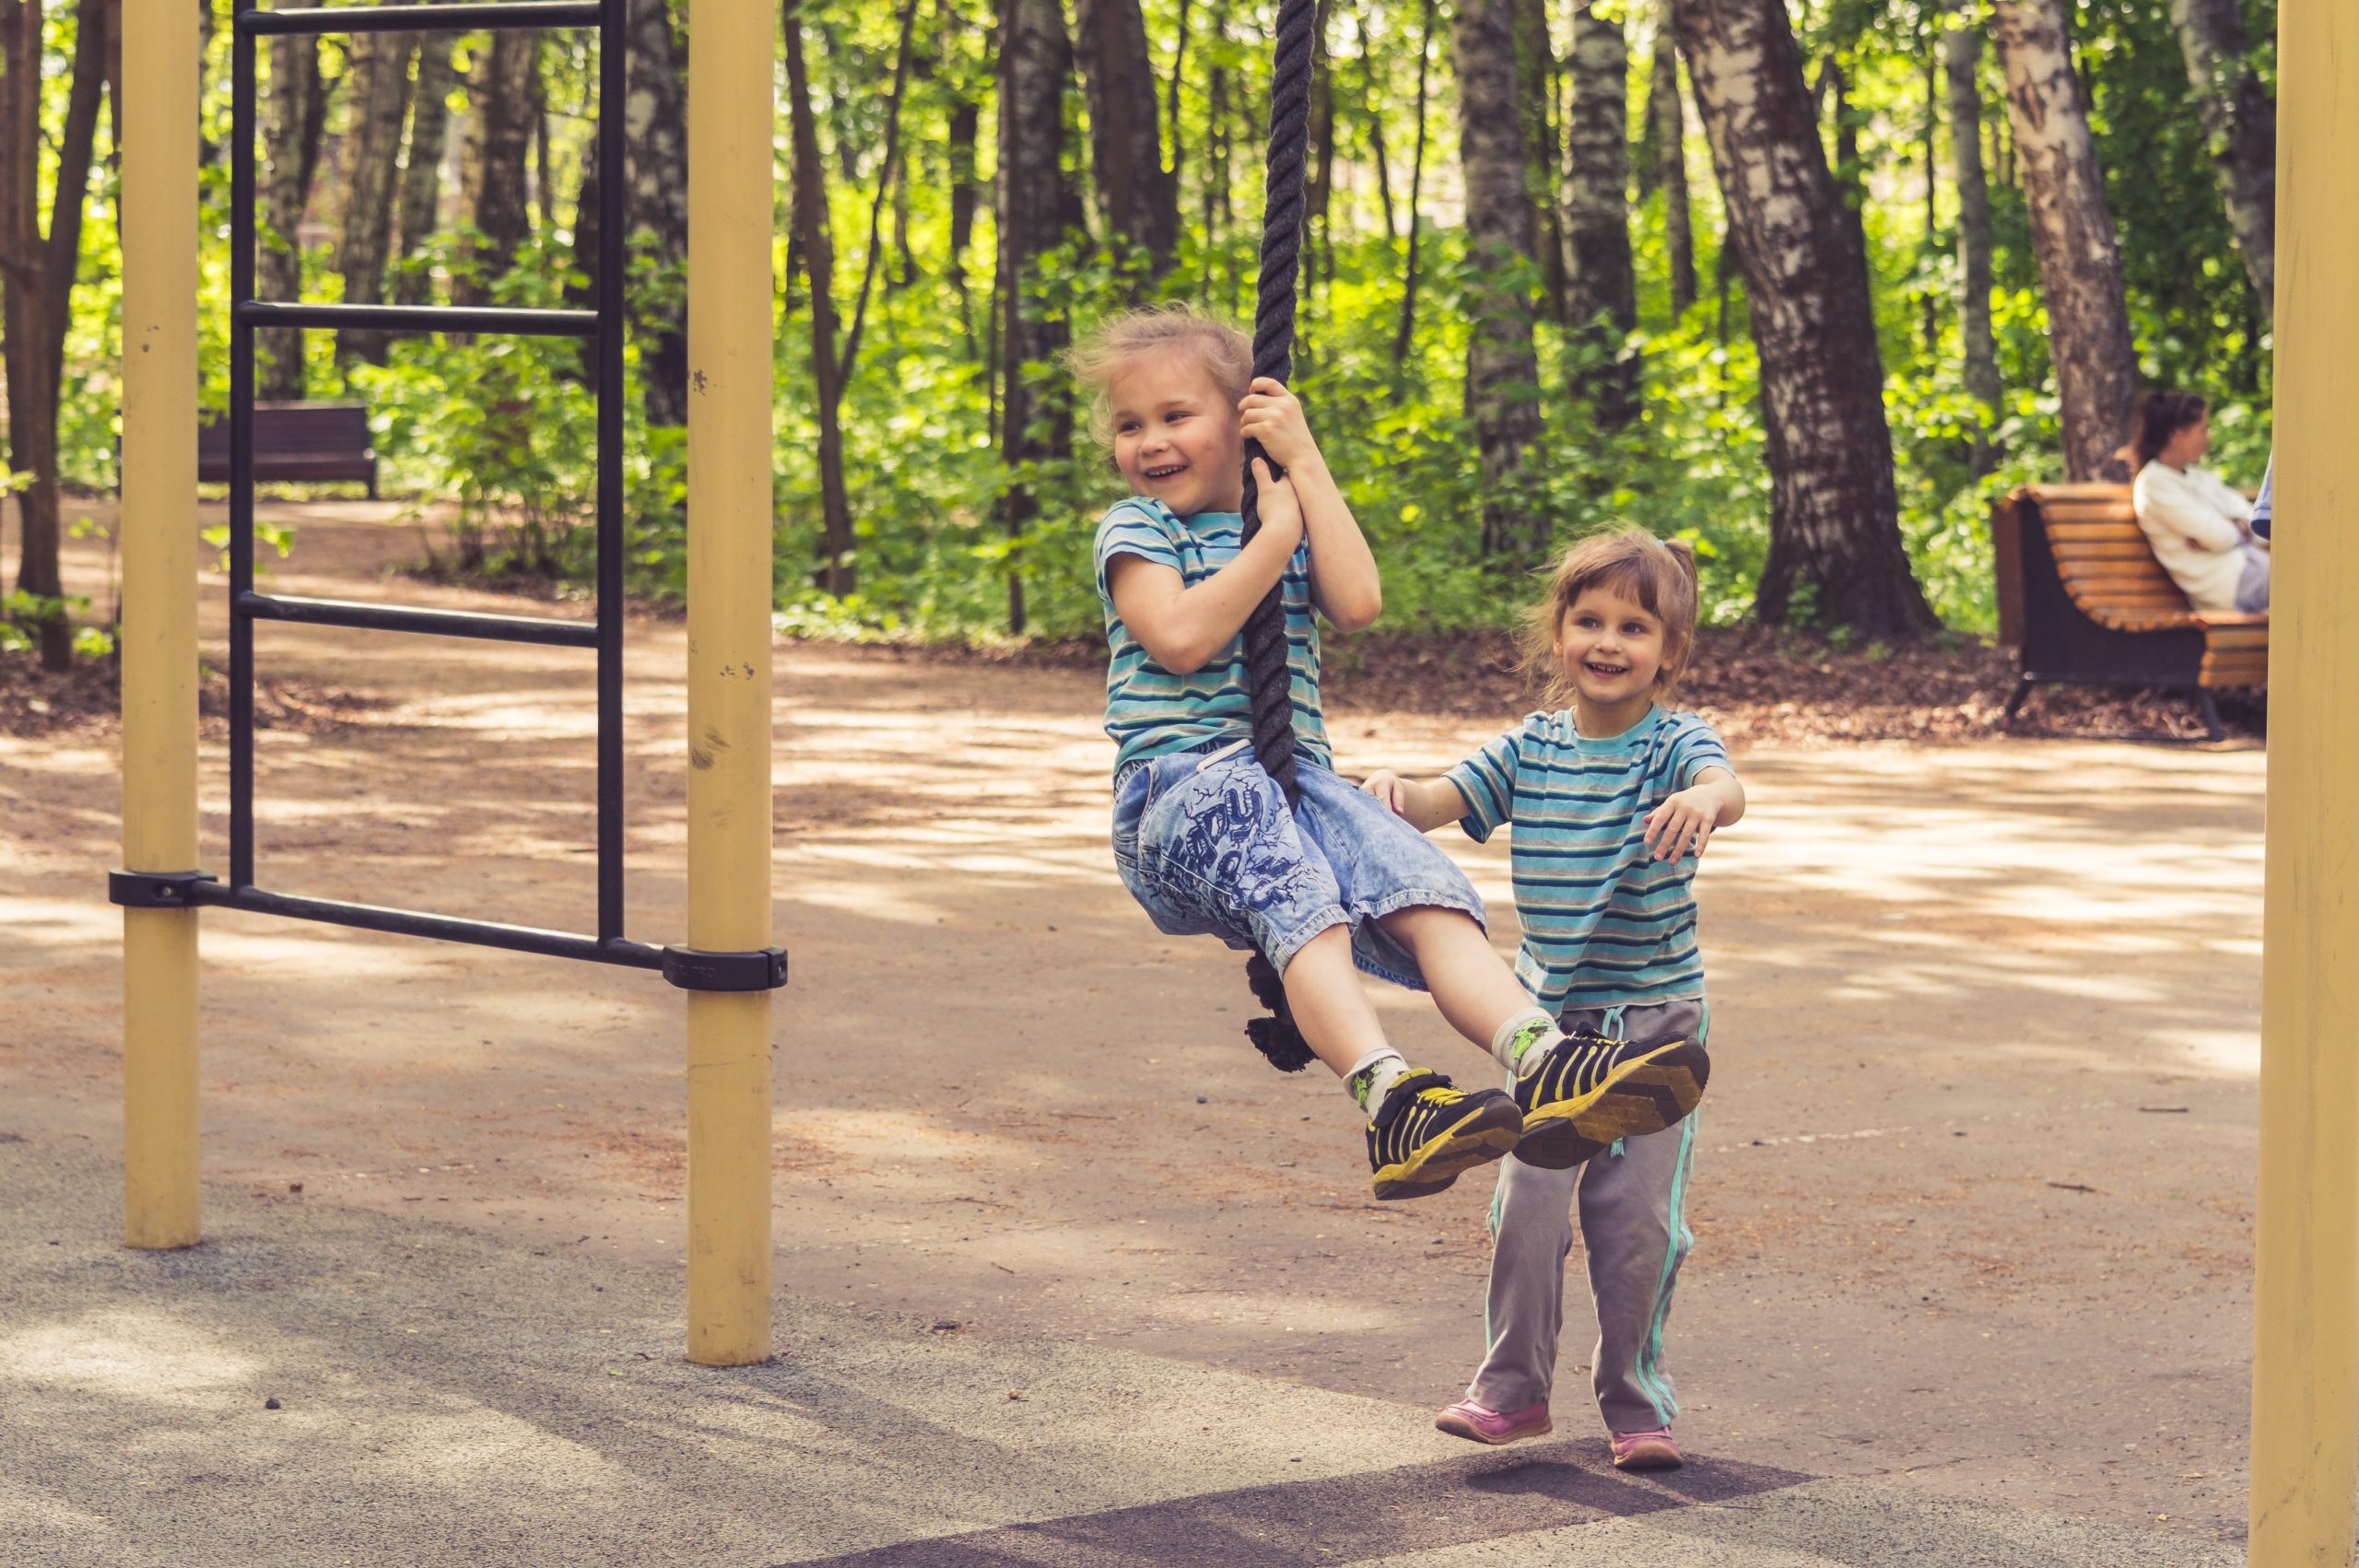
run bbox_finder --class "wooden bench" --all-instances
[1992,483,2266,740]
[197,402,378,497]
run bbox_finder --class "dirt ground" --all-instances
[2,503,2262,1549]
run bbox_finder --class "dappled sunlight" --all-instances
[0,1311,264,1407]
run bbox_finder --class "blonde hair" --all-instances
[1523,528,1702,706]
[1067,304,1254,449]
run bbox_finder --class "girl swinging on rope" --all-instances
[1074,306,1711,1200]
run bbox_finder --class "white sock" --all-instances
[1491,1008,1562,1075]
[1345,1047,1410,1113]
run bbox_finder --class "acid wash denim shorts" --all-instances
[1110,737,1487,990]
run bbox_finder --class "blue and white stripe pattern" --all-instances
[1446,707,1731,1012]
[1093,497,1331,777]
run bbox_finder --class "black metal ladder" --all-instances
[111,0,783,994]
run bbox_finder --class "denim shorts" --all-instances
[1110,739,1486,989]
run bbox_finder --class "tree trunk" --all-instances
[335,32,413,365]
[1359,15,1394,243]
[455,30,536,306]
[1562,1,1637,427]
[1453,0,1545,565]
[996,0,1078,634]
[784,0,854,596]
[624,0,687,424]
[392,32,456,305]
[1073,0,1175,281]
[836,0,921,393]
[1992,0,2139,482]
[1393,0,1435,365]
[1512,0,1566,319]
[0,0,111,669]
[1673,0,1935,637]
[1649,0,1696,318]
[1942,0,2000,474]
[257,32,326,397]
[1303,0,1334,314]
[2165,0,2274,315]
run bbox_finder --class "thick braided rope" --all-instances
[1236,0,1320,1075]
[1237,0,1316,808]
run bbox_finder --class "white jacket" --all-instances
[2131,462,2252,614]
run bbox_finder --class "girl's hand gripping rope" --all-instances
[1238,377,1320,472]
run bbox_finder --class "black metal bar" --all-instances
[594,0,626,941]
[239,591,600,648]
[230,27,257,889]
[236,300,598,338]
[188,881,669,972]
[239,2,599,35]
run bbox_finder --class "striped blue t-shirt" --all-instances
[1446,707,1732,1012]
[1092,497,1332,777]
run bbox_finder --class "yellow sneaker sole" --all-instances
[1514,1039,1709,1170]
[1371,1101,1524,1200]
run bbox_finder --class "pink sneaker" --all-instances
[1435,1398,1553,1446]
[1610,1425,1684,1470]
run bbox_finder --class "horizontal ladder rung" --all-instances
[190,881,661,969]
[239,591,599,648]
[239,2,602,36]
[237,300,598,338]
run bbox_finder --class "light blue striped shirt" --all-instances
[1093,497,1332,777]
[1446,707,1731,1012]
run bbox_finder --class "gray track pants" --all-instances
[1465,997,1706,1434]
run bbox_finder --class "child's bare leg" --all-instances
[1377,906,1545,1055]
[1279,924,1396,1078]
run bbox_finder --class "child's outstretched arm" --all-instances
[1360,769,1471,834]
[1643,766,1745,861]
[1239,378,1381,633]
[1108,457,1304,674]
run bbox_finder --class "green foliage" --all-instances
[17,0,2288,660]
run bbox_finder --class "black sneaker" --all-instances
[1366,1070,1523,1200]
[1510,1026,1709,1170]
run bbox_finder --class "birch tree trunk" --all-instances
[2165,0,2274,315]
[1453,0,1545,565]
[1942,0,2000,474]
[392,33,456,305]
[1648,0,1696,318]
[1992,0,2138,482]
[0,0,111,669]
[258,32,326,397]
[1673,0,1934,636]
[997,0,1079,633]
[335,33,414,365]
[1562,0,1636,427]
[624,0,688,424]
[1074,0,1176,280]
[454,31,536,306]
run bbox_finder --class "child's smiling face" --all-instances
[1555,582,1667,712]
[1109,350,1245,518]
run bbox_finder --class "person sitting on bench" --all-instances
[2124,390,2269,614]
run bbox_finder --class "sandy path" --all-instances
[3,502,2261,1545]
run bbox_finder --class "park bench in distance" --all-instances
[1993,482,2267,742]
[197,401,378,498]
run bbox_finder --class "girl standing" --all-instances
[1362,529,1742,1465]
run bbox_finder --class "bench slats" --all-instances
[2001,484,2268,700]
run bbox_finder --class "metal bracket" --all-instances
[661,945,789,993]
[108,870,220,908]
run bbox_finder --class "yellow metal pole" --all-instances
[2249,2,2359,1558]
[683,0,777,1365]
[119,0,203,1250]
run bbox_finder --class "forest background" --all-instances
[0,0,2279,671]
